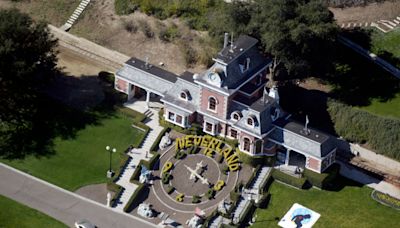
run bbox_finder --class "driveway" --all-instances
[0,163,156,228]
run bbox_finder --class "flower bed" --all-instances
[371,190,400,210]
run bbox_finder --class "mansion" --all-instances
[114,35,337,173]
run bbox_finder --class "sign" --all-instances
[175,135,240,172]
[278,203,320,228]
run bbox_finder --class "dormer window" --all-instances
[247,115,256,127]
[231,111,242,121]
[180,90,190,101]
[208,97,218,112]
[240,58,251,73]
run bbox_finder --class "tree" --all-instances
[216,0,338,83]
[0,8,57,158]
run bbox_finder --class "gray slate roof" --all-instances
[268,119,335,158]
[216,35,259,64]
[161,77,200,113]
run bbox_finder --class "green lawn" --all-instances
[358,93,400,119]
[254,178,400,228]
[1,113,145,191]
[0,194,67,228]
[371,28,400,60]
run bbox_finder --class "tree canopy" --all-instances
[211,0,338,82]
[0,8,57,158]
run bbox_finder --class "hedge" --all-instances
[327,99,400,161]
[150,127,170,152]
[112,154,131,182]
[304,163,340,189]
[130,152,160,183]
[123,183,146,212]
[245,165,262,189]
[371,190,400,210]
[238,201,255,225]
[272,169,307,189]
[237,149,269,167]
[107,182,123,207]
[254,193,271,209]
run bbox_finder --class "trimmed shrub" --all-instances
[230,190,240,202]
[192,195,201,204]
[124,184,146,212]
[272,169,307,189]
[254,193,271,208]
[162,173,172,184]
[150,128,170,152]
[98,71,115,84]
[166,185,175,194]
[221,165,229,175]
[206,189,216,200]
[304,163,340,189]
[245,165,262,189]
[328,99,400,161]
[237,149,268,167]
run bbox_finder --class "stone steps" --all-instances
[60,0,91,31]
[340,15,400,33]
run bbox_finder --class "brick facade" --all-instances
[199,87,227,119]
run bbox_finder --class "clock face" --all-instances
[208,72,221,86]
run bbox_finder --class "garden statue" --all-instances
[187,215,203,228]
[106,192,111,207]
[139,165,153,184]
[159,132,172,150]
[218,200,232,214]
[137,203,154,218]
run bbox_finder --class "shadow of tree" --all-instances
[1,70,125,160]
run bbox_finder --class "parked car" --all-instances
[74,220,96,228]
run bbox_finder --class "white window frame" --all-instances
[203,121,216,135]
[207,96,218,113]
[231,111,242,121]
[241,137,252,153]
[165,111,186,128]
[229,128,238,139]
[246,116,255,127]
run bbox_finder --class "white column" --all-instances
[285,149,290,166]
[145,90,150,108]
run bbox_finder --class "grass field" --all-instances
[371,28,400,60]
[1,113,145,191]
[0,195,67,228]
[254,178,400,228]
[358,93,400,119]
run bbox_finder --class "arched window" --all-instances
[243,137,251,152]
[231,111,242,121]
[208,97,217,111]
[180,90,190,101]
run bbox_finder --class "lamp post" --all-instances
[106,146,116,178]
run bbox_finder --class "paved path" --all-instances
[0,163,156,228]
[113,100,164,211]
[338,161,400,199]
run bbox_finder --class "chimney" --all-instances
[223,32,229,49]
[145,56,149,69]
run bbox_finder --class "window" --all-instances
[180,90,190,101]
[168,112,175,121]
[247,117,254,126]
[208,97,217,111]
[180,92,187,100]
[176,115,183,124]
[231,111,242,121]
[230,129,238,139]
[241,58,251,73]
[243,137,251,152]
[205,122,213,132]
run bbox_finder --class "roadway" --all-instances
[0,163,157,228]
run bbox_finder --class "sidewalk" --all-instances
[338,161,400,199]
[0,163,156,228]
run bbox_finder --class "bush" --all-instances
[159,23,180,42]
[115,0,137,15]
[174,150,186,159]
[98,71,115,84]
[166,185,175,194]
[124,184,146,212]
[138,19,154,38]
[122,19,138,33]
[254,193,271,208]
[304,163,340,189]
[150,128,169,152]
[162,173,172,184]
[179,41,197,67]
[206,189,216,200]
[230,190,240,202]
[237,149,268,167]
[192,195,201,204]
[272,169,307,189]
[327,100,400,161]
[245,165,262,189]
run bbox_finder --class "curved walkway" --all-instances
[0,163,156,228]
